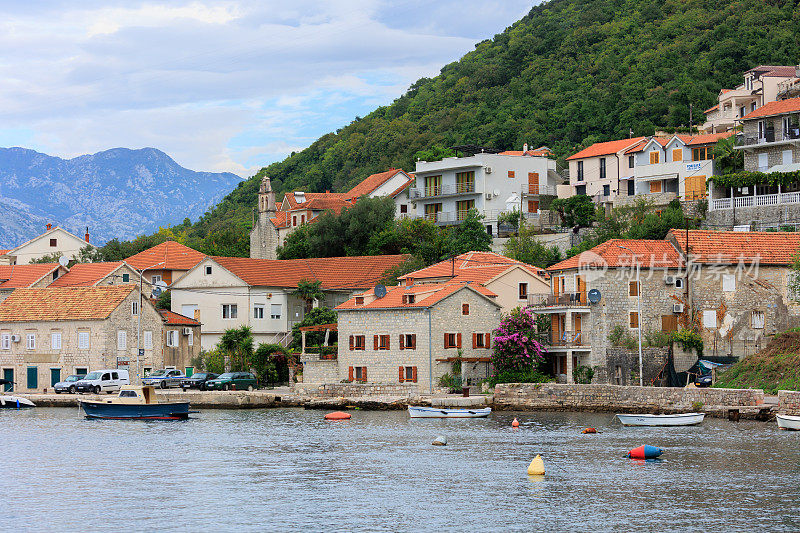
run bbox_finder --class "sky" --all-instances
[0,1,536,177]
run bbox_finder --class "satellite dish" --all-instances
[374,284,387,298]
[58,256,69,268]
[151,286,163,298]
[156,281,168,289]
[588,288,601,304]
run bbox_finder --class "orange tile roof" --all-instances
[0,264,61,289]
[0,250,10,256]
[623,132,734,154]
[399,251,546,281]
[668,229,800,265]
[159,308,200,326]
[704,104,720,114]
[48,262,125,287]
[0,285,136,321]
[567,137,646,160]
[741,97,800,120]
[270,210,289,229]
[548,239,683,271]
[684,132,735,145]
[498,146,553,157]
[748,65,798,77]
[345,169,409,199]
[336,282,497,310]
[283,191,349,209]
[125,241,206,271]
[304,197,352,211]
[211,254,408,290]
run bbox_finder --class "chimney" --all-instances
[85,227,90,243]
[523,143,528,153]
[46,223,52,231]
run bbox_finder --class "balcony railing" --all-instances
[550,331,588,346]
[740,129,800,147]
[410,182,477,199]
[529,292,588,307]
[521,184,557,196]
[710,191,800,211]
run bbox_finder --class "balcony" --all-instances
[528,292,588,308]
[738,129,800,148]
[520,184,557,196]
[550,330,589,348]
[710,191,800,211]
[410,182,478,199]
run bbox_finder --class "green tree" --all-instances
[290,307,338,351]
[713,136,743,175]
[252,343,289,385]
[503,222,563,268]
[77,245,105,263]
[451,208,492,254]
[29,252,63,264]
[292,279,325,313]
[550,195,595,228]
[156,289,171,310]
[217,326,254,372]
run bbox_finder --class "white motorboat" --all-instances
[616,412,704,426]
[776,414,800,430]
[0,395,35,408]
[408,405,491,418]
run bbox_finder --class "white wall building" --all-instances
[0,225,95,265]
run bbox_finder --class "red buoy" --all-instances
[512,418,520,428]
[324,411,351,420]
[626,445,662,459]
[582,427,598,434]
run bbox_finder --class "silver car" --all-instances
[141,369,185,389]
[53,374,85,394]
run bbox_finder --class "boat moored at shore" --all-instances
[616,412,705,426]
[79,385,190,420]
[776,414,800,430]
[408,406,491,418]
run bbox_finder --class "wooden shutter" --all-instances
[348,366,354,381]
[399,366,405,383]
[672,148,682,162]
[649,151,659,164]
[399,335,405,350]
[649,180,662,193]
[457,333,462,348]
[384,335,390,350]
[472,333,477,349]
[411,335,416,350]
[444,332,449,348]
[528,200,539,213]
[412,366,418,383]
[630,312,639,328]
[362,367,367,382]
[462,303,469,315]
[528,172,539,194]
[508,170,515,178]
[662,315,678,333]
[374,335,379,350]
[629,281,639,297]
[485,333,490,348]
[349,335,354,350]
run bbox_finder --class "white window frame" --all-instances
[143,330,153,350]
[166,330,179,347]
[117,330,127,351]
[131,301,139,316]
[51,332,62,350]
[26,333,36,350]
[205,265,213,275]
[151,274,162,284]
[187,329,194,346]
[78,331,90,350]
[703,310,717,329]
[270,304,282,320]
[222,304,238,319]
[783,150,793,166]
[253,304,265,319]
[674,278,684,289]
[722,274,736,292]
[0,333,10,350]
[751,310,765,329]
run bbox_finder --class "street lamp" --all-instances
[618,245,643,386]
[136,261,165,382]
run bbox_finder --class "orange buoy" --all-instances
[324,411,351,420]
[582,427,598,434]
[511,418,520,428]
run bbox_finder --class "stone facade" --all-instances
[778,390,800,415]
[292,382,420,398]
[603,347,669,386]
[250,176,279,260]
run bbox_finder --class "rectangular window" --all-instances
[424,175,442,197]
[456,199,475,221]
[292,215,297,226]
[674,278,684,289]
[122,273,130,283]
[50,238,57,247]
[374,334,390,350]
[75,367,88,376]
[400,333,416,350]
[508,170,515,178]
[649,152,659,164]
[758,153,769,171]
[349,335,366,350]
[692,147,712,161]
[400,204,408,214]
[117,331,127,350]
[751,310,765,329]
[603,184,610,197]
[167,330,178,347]
[205,265,213,275]
[355,296,365,305]
[758,121,765,139]
[629,281,639,297]
[649,180,662,194]
[143,330,153,350]
[151,275,161,284]
[354,366,367,382]
[599,157,606,179]
[456,171,475,193]
[661,315,678,333]
[462,303,470,315]
[444,333,461,349]
[577,161,584,181]
[1,333,10,350]
[402,294,416,304]
[51,332,61,350]
[403,366,417,383]
[783,150,793,165]
[518,283,528,300]
[703,309,717,328]
[131,301,139,316]
[473,332,491,349]
[270,304,282,319]
[722,274,736,292]
[26,333,36,350]
[188,329,194,346]
[672,148,683,162]
[253,304,265,319]
[629,311,639,329]
[628,155,635,168]
[78,331,90,349]
[424,203,442,222]
[222,304,238,319]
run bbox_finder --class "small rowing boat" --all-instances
[408,406,491,418]
[776,413,800,430]
[0,395,35,408]
[80,385,189,420]
[616,412,704,426]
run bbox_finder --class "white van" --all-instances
[75,369,130,394]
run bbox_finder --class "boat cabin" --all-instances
[99,385,160,405]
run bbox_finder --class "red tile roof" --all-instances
[345,169,410,199]
[0,263,61,289]
[336,282,497,310]
[0,285,136,321]
[741,97,800,120]
[125,241,206,271]
[48,262,125,287]
[684,132,734,145]
[668,229,800,265]
[548,239,683,271]
[748,65,798,77]
[159,308,200,326]
[0,250,10,256]
[704,104,719,114]
[623,132,734,154]
[282,191,349,210]
[399,251,546,281]
[567,137,646,160]
[498,146,553,157]
[211,254,408,290]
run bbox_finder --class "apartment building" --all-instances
[566,137,645,202]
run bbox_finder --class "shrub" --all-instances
[573,365,594,384]
[672,328,704,358]
[491,307,546,375]
[488,368,552,387]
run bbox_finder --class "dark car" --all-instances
[695,374,713,387]
[205,372,257,391]
[181,372,218,391]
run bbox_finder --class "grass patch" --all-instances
[713,330,800,394]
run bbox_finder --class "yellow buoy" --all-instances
[527,454,545,476]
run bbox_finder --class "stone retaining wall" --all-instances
[494,383,764,413]
[778,390,800,415]
[292,382,420,398]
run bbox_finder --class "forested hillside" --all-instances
[125,0,800,257]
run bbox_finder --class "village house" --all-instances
[124,240,206,286]
[308,281,501,392]
[398,251,550,313]
[250,169,414,260]
[169,254,407,351]
[0,263,69,302]
[48,261,151,291]
[0,285,198,393]
[157,308,201,376]
[410,145,559,236]
[567,137,646,203]
[0,224,95,265]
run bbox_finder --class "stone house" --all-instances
[124,241,206,286]
[0,263,69,302]
[315,281,502,393]
[398,251,550,314]
[169,254,407,351]
[0,286,181,392]
[48,261,152,292]
[0,224,96,265]
[157,309,201,374]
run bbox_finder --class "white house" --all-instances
[0,225,95,265]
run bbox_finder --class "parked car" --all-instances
[75,369,130,394]
[181,372,218,391]
[695,373,713,387]
[53,374,86,394]
[205,372,257,391]
[142,369,185,389]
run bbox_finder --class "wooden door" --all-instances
[527,200,539,213]
[553,276,560,299]
[574,315,582,344]
[528,172,539,195]
[576,275,586,303]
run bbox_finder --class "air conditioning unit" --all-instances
[10,334,20,343]
[673,303,685,314]
[183,328,192,336]
[485,166,493,174]
[665,276,675,285]
[485,193,493,200]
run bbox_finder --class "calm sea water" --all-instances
[4,407,800,532]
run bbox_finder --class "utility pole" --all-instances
[689,103,693,133]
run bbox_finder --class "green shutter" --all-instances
[50,368,61,387]
[27,367,38,389]
[3,369,13,392]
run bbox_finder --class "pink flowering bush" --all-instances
[491,307,546,375]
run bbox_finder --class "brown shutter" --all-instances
[399,366,405,383]
[349,335,354,350]
[385,335,390,350]
[444,332,449,348]
[457,333,462,348]
[374,335,379,350]
[362,367,367,382]
[411,335,416,350]
[486,333,490,348]
[412,366,418,383]
[472,333,477,349]
[399,335,405,350]
[348,366,354,381]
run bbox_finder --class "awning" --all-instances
[636,173,679,182]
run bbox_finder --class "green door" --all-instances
[185,367,194,377]
[50,368,61,387]
[27,366,38,389]
[3,368,13,392]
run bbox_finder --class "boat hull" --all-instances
[0,395,35,408]
[616,412,705,426]
[80,400,190,420]
[408,406,491,418]
[776,414,800,430]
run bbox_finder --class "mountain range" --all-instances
[0,147,241,248]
